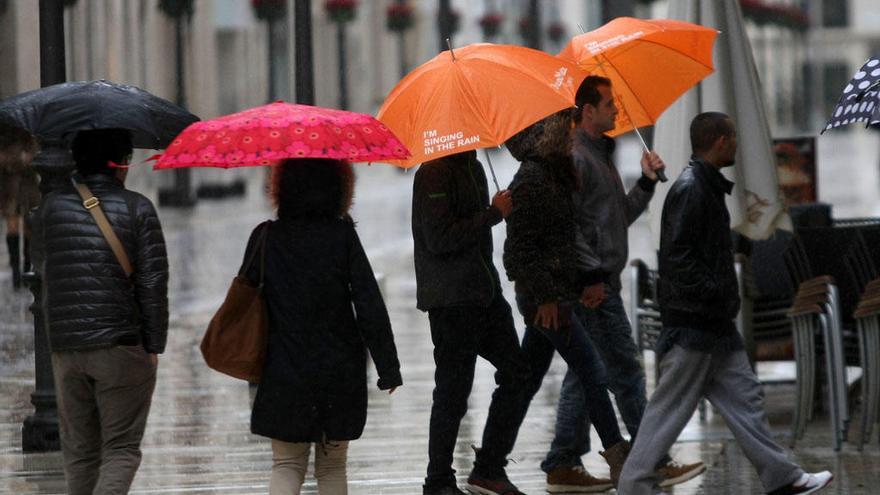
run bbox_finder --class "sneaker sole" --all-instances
[546,482,614,493]
[658,464,708,488]
[797,473,833,494]
[466,485,512,495]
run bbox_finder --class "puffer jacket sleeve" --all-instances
[132,196,169,353]
[503,167,560,304]
[347,223,402,390]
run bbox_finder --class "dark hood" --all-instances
[505,119,544,162]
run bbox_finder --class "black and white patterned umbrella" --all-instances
[822,57,880,133]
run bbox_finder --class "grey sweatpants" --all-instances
[52,345,157,495]
[618,345,803,495]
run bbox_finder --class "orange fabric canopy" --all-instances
[377,43,588,168]
[559,17,717,137]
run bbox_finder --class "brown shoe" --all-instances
[546,466,613,493]
[599,440,631,487]
[657,460,706,488]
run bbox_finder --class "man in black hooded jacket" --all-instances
[412,150,530,495]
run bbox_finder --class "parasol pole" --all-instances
[483,148,501,192]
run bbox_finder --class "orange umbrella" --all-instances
[559,17,717,138]
[377,43,588,170]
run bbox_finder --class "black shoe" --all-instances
[423,484,467,495]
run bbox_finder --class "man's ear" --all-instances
[580,104,593,123]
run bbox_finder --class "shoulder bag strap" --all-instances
[72,177,134,278]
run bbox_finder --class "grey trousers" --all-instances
[618,345,803,495]
[52,345,157,495]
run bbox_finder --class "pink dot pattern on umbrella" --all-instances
[155,102,411,168]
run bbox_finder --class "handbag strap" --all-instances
[239,221,270,286]
[72,177,134,278]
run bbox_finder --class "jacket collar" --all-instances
[78,173,124,189]
[574,128,616,155]
[690,156,734,195]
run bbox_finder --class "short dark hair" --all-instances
[574,75,612,124]
[71,128,133,175]
[690,112,734,153]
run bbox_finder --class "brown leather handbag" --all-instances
[200,222,270,382]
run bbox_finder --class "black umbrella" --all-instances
[0,79,199,149]
[822,56,880,133]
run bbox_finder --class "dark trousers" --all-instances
[425,292,529,487]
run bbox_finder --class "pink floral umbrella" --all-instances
[153,102,411,169]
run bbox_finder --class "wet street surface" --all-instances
[2,138,879,494]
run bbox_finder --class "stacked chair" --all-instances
[784,227,864,450]
[844,227,880,449]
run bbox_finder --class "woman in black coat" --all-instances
[243,158,402,495]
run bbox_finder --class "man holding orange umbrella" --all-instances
[529,76,705,493]
[412,149,529,495]
[377,42,591,495]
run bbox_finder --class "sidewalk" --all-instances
[1,152,878,494]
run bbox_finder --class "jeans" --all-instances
[543,290,649,471]
[425,291,529,487]
[507,294,624,473]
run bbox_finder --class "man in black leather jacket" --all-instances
[618,113,832,495]
[37,129,168,495]
[412,150,530,495]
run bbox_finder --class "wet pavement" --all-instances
[1,137,879,494]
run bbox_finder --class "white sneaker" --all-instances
[768,471,833,494]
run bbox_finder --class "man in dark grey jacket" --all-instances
[412,150,529,495]
[538,76,703,491]
[38,129,168,495]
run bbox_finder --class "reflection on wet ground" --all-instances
[1,139,879,493]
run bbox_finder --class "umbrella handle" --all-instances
[483,148,501,193]
[632,127,668,183]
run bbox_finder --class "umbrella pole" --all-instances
[483,148,501,192]
[594,53,668,182]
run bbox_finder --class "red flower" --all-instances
[387,2,414,32]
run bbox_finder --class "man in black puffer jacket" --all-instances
[36,128,168,495]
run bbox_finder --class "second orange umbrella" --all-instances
[377,43,588,169]
[559,17,717,138]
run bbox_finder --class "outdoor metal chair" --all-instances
[783,228,867,450]
[843,227,880,449]
[853,280,880,450]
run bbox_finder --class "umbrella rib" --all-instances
[591,37,715,74]
[595,53,655,126]
[454,63,503,144]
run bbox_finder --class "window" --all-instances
[822,0,848,28]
